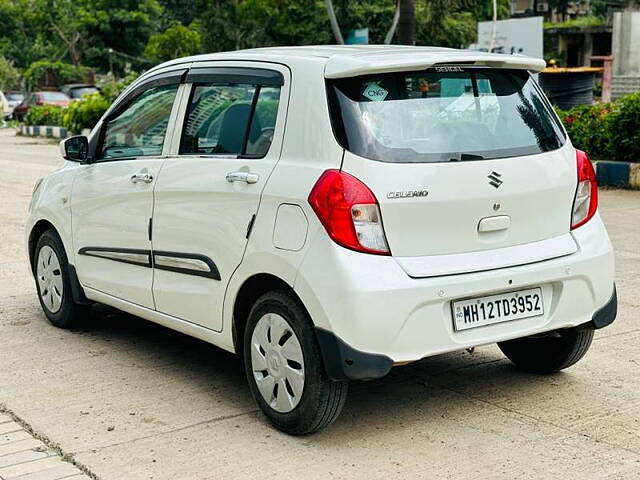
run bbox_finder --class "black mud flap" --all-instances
[590,284,617,329]
[314,327,393,381]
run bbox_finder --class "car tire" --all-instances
[243,290,348,435]
[33,229,90,329]
[498,326,594,374]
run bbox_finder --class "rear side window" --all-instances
[100,84,178,160]
[328,68,566,163]
[180,84,281,157]
[41,92,70,102]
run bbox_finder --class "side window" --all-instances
[245,87,281,156]
[180,83,281,157]
[99,84,178,160]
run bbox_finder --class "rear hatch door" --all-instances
[330,67,578,276]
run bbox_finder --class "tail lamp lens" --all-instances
[571,150,598,230]
[308,170,390,255]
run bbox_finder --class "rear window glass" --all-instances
[69,87,98,98]
[180,84,280,157]
[328,68,566,163]
[41,92,70,102]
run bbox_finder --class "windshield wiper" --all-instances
[448,153,485,162]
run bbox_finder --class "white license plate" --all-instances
[452,287,544,331]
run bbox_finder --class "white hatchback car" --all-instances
[27,46,616,434]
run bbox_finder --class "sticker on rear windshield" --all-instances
[362,82,388,102]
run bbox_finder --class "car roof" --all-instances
[148,45,546,78]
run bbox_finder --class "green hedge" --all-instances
[24,105,65,126]
[608,92,640,162]
[556,91,640,162]
[61,93,110,134]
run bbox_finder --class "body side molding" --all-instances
[78,247,221,280]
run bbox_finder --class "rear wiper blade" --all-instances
[448,153,485,162]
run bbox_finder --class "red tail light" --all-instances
[571,150,598,230]
[308,169,390,255]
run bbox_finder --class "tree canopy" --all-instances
[0,0,511,82]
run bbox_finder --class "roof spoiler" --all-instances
[324,52,546,79]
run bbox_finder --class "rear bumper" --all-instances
[295,213,615,377]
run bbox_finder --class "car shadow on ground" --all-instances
[78,303,561,438]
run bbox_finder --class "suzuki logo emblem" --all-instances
[488,171,503,188]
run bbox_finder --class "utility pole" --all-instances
[324,0,344,45]
[384,0,401,45]
[488,0,497,53]
[397,0,415,45]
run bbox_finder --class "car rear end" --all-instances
[294,54,615,379]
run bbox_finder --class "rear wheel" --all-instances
[243,290,348,435]
[34,230,90,328]
[498,326,594,374]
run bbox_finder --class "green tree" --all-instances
[0,56,22,91]
[145,23,202,61]
[199,0,331,52]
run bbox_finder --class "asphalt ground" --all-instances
[1,128,639,479]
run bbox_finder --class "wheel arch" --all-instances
[28,219,59,272]
[231,273,308,356]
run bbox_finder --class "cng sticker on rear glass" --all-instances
[362,82,388,102]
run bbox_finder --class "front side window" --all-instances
[328,68,566,163]
[100,84,178,160]
[180,84,281,157]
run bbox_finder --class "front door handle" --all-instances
[131,173,153,184]
[226,171,259,184]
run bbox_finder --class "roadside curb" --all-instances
[595,161,640,188]
[20,125,68,139]
[19,125,91,140]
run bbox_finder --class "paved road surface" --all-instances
[1,128,639,479]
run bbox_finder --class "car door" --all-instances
[71,70,184,308]
[151,63,290,331]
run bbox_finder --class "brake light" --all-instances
[308,169,390,255]
[571,150,598,230]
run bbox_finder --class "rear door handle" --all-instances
[131,173,153,184]
[226,171,259,184]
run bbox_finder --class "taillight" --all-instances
[308,169,390,255]
[571,150,598,230]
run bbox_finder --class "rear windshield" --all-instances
[327,68,566,163]
[69,87,98,98]
[41,92,70,101]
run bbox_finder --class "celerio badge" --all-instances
[387,190,429,199]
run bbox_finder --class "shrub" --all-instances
[62,93,110,133]
[23,61,88,90]
[100,72,139,103]
[607,92,640,163]
[24,104,65,126]
[555,103,612,160]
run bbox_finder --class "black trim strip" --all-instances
[153,250,221,280]
[78,247,151,268]
[77,247,221,280]
[185,67,284,86]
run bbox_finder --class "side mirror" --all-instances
[60,135,89,163]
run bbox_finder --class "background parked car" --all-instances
[13,91,71,122]
[0,91,9,121]
[61,84,99,100]
[5,91,25,119]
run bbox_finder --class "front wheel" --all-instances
[243,290,348,435]
[498,326,594,374]
[33,229,90,328]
